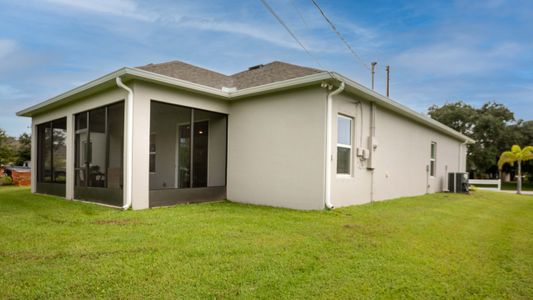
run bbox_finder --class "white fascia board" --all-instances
[229,71,473,143]
[16,68,128,117]
[226,72,332,99]
[16,66,475,144]
[16,67,228,117]
[331,73,475,144]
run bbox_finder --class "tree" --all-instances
[498,145,533,194]
[0,128,15,166]
[16,133,31,165]
[517,120,533,146]
[428,101,519,178]
[428,101,477,135]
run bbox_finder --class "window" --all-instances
[337,115,353,175]
[430,142,437,177]
[149,133,156,173]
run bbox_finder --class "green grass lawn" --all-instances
[1,187,532,299]
[502,181,533,191]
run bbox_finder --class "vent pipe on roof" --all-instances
[371,62,377,90]
[116,77,133,210]
[386,65,390,97]
[248,64,264,71]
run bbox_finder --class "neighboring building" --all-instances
[4,166,32,186]
[16,60,474,210]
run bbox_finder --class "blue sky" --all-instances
[1,0,532,136]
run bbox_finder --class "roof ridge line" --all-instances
[137,59,233,78]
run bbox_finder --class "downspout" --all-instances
[459,141,468,172]
[116,77,133,210]
[369,102,376,202]
[325,81,345,209]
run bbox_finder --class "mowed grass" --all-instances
[502,181,533,191]
[1,187,532,299]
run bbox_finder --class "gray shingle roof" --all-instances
[136,60,323,90]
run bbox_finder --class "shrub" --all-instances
[0,176,13,185]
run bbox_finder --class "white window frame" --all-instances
[336,114,353,176]
[430,141,437,177]
[149,132,156,174]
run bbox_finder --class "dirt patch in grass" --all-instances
[0,247,158,261]
[343,223,361,229]
[91,219,150,226]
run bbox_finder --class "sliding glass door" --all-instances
[192,120,208,188]
[175,120,209,188]
[149,101,227,206]
[74,102,124,205]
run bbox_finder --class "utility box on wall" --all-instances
[366,136,378,170]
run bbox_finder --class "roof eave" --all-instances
[16,68,128,117]
[16,67,229,117]
[227,72,331,99]
[16,67,475,144]
[330,73,475,143]
[227,71,473,143]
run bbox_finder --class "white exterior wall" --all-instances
[330,94,372,207]
[330,92,468,208]
[226,87,327,210]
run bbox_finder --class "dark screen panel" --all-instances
[74,102,124,206]
[192,121,208,187]
[52,118,67,183]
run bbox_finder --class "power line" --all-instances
[310,0,370,70]
[259,0,332,76]
[290,0,312,29]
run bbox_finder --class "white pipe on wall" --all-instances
[325,81,345,209]
[459,141,468,172]
[116,77,133,210]
[369,102,376,202]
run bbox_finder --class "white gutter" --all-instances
[17,68,474,144]
[116,77,133,210]
[330,73,475,144]
[369,102,376,202]
[325,81,345,209]
[228,73,331,99]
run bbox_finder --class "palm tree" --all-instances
[498,145,533,194]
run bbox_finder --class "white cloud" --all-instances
[0,39,17,59]
[391,42,523,76]
[38,0,302,49]
[151,15,300,50]
[0,84,24,99]
[37,0,375,54]
[42,0,156,21]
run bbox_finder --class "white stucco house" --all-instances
[17,60,474,210]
